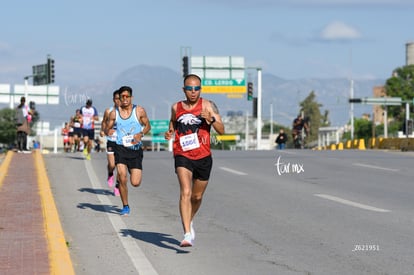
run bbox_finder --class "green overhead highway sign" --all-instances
[150,120,169,134]
[149,120,169,143]
[202,79,245,86]
[191,56,246,94]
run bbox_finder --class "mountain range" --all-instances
[1,65,386,130]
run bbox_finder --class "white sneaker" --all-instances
[190,221,195,241]
[180,233,193,247]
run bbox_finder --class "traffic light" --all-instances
[182,56,189,77]
[47,58,55,84]
[247,82,253,101]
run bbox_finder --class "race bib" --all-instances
[180,133,200,151]
[122,135,134,147]
[83,117,91,127]
[74,122,81,128]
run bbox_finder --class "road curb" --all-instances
[34,150,75,275]
[0,151,14,187]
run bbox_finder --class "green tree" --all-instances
[373,121,400,138]
[0,108,18,145]
[343,118,372,141]
[0,106,40,146]
[384,64,414,127]
[262,122,290,135]
[354,118,372,141]
[298,91,330,143]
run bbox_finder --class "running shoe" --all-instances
[86,153,91,160]
[83,148,88,156]
[190,221,195,241]
[114,187,120,196]
[180,233,193,247]
[120,205,130,216]
[107,175,114,187]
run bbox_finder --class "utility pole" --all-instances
[245,111,249,150]
[349,47,354,140]
[384,106,388,138]
[350,79,354,140]
[256,68,262,150]
[270,102,273,137]
[245,67,263,150]
[406,102,410,138]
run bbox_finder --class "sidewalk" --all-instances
[0,150,74,275]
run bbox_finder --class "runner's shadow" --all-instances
[77,203,120,215]
[66,155,86,160]
[78,187,113,196]
[120,229,190,254]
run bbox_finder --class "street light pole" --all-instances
[24,76,30,98]
[350,79,354,140]
[406,102,410,138]
[245,111,249,150]
[246,66,263,150]
[256,68,262,150]
[270,102,273,137]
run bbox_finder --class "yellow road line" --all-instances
[0,151,14,188]
[34,150,75,275]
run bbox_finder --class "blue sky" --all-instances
[1,0,413,86]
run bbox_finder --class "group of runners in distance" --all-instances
[61,103,99,160]
[62,74,225,248]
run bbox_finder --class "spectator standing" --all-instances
[275,128,288,149]
[15,96,31,152]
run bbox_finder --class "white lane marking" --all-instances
[353,163,399,172]
[85,160,158,275]
[276,150,299,155]
[314,194,391,213]
[219,166,247,176]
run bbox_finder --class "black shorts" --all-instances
[106,140,117,154]
[73,128,82,137]
[82,129,95,139]
[174,155,213,181]
[115,145,143,170]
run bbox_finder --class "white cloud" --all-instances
[319,21,361,41]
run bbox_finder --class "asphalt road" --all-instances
[44,149,414,275]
